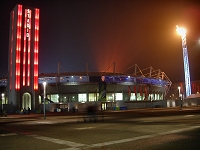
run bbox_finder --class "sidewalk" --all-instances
[1,112,87,125]
[2,106,200,119]
[4,111,84,119]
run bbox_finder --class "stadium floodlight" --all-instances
[176,27,186,36]
[176,25,191,97]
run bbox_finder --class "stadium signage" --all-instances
[26,9,31,38]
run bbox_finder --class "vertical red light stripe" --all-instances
[15,26,18,89]
[10,11,15,90]
[15,5,22,90]
[34,8,39,90]
[23,9,27,86]
[18,5,22,89]
[27,10,32,86]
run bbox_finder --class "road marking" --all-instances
[158,126,200,135]
[27,135,86,147]
[59,148,81,150]
[26,126,200,149]
[88,126,200,148]
[35,121,55,124]
[184,115,194,117]
[0,133,18,136]
[74,127,95,130]
[142,121,154,123]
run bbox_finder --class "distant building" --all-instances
[166,80,200,100]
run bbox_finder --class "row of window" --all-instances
[39,93,164,103]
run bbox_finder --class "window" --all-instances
[89,93,96,102]
[115,93,122,100]
[130,93,136,101]
[78,94,87,102]
[51,94,59,103]
[106,93,114,101]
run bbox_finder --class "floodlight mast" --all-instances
[176,25,191,97]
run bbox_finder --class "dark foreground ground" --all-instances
[1,106,200,150]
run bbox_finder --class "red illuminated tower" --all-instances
[8,4,39,110]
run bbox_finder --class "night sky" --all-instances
[0,0,200,82]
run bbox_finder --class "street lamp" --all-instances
[176,25,191,97]
[1,93,4,112]
[178,86,183,109]
[178,86,181,98]
[43,81,47,119]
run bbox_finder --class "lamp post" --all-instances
[178,86,181,98]
[176,25,191,97]
[1,93,4,112]
[43,82,47,119]
[178,86,183,109]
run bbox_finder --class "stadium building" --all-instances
[1,62,172,112]
[38,64,172,112]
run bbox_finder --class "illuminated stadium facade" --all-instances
[37,65,172,111]
[1,63,172,112]
[38,65,172,104]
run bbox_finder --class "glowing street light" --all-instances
[178,86,181,98]
[43,81,47,119]
[176,25,191,97]
[1,93,4,112]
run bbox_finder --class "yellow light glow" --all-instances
[176,25,186,36]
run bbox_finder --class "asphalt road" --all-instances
[1,107,200,150]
